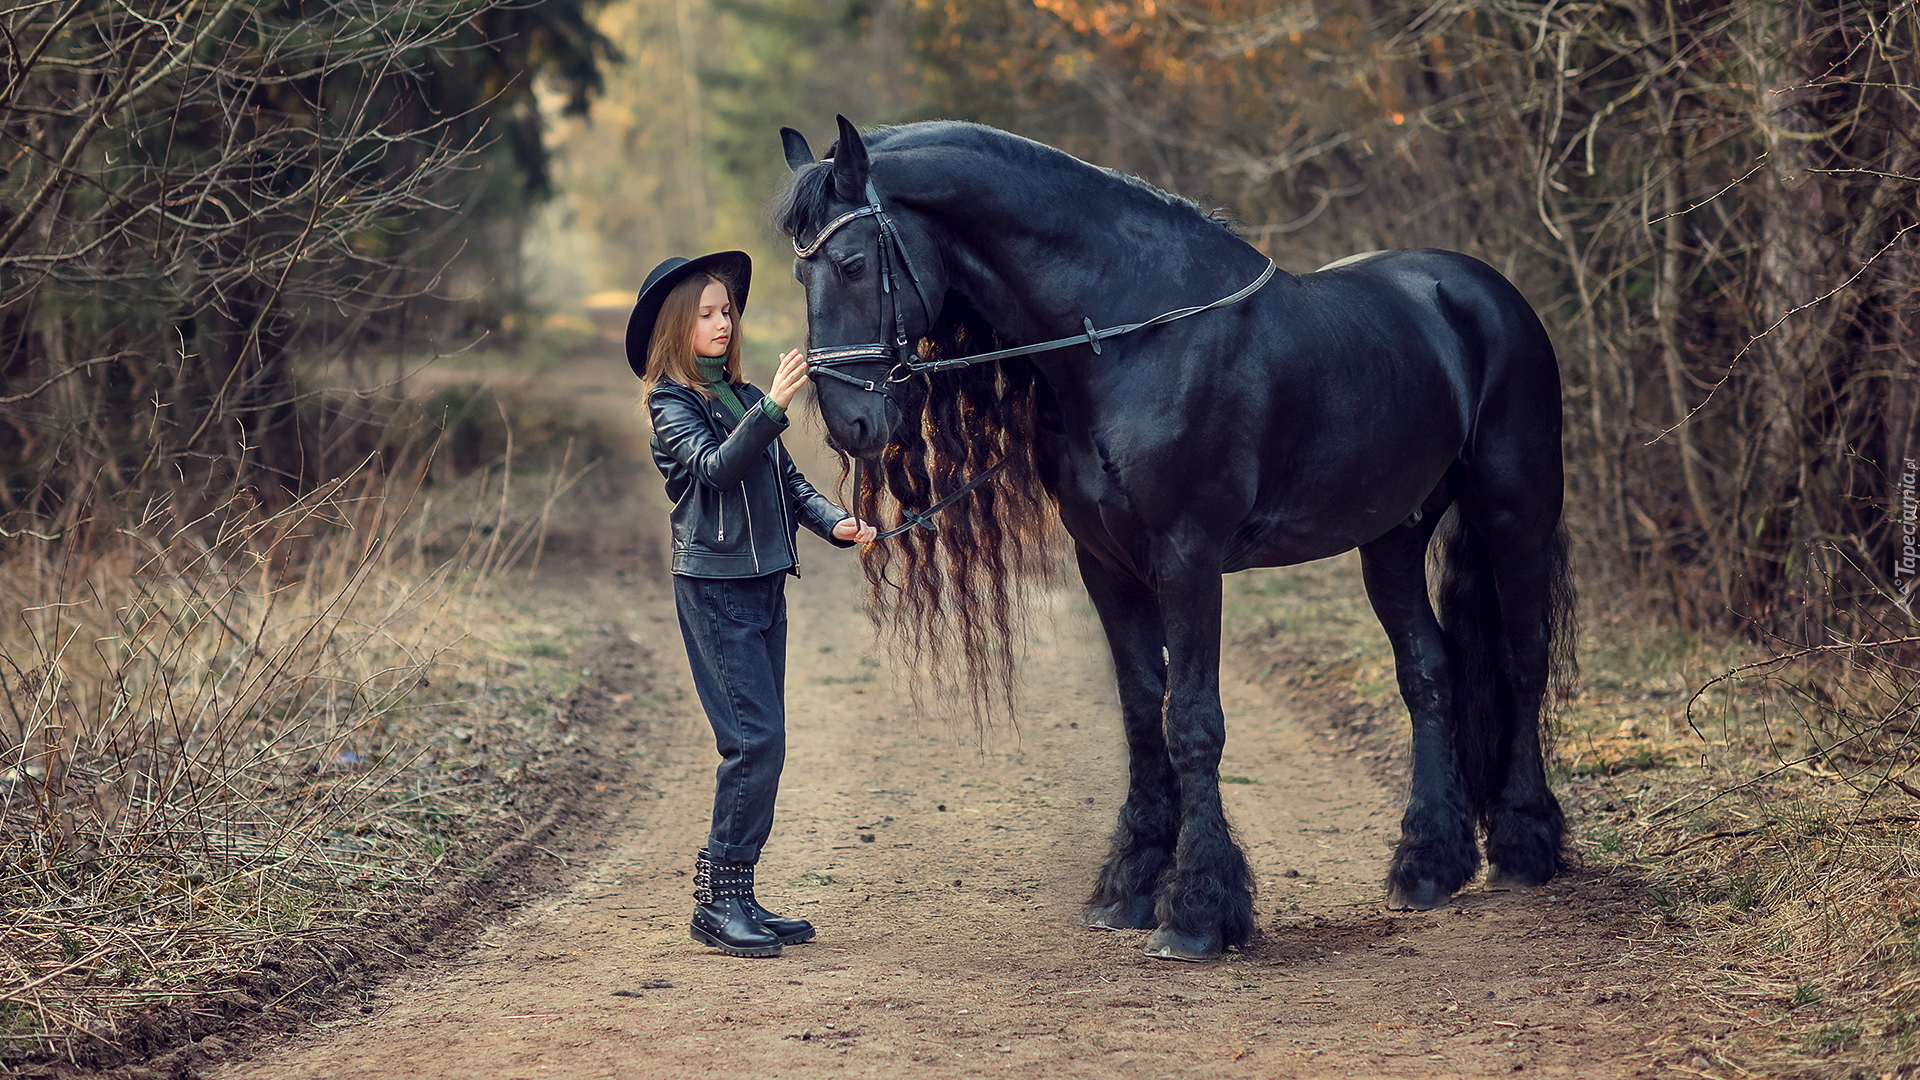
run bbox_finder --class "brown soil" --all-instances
[198,349,1712,1080]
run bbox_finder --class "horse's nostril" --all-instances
[848,416,869,447]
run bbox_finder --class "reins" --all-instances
[851,456,1008,543]
[795,178,1275,540]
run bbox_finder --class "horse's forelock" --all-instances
[774,123,964,243]
[773,161,836,244]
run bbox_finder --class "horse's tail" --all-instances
[1434,510,1576,830]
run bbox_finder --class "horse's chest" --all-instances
[1053,431,1137,510]
[1042,433,1166,570]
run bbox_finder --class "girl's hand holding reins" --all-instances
[770,348,808,409]
[833,517,878,543]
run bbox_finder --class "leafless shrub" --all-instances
[0,396,594,1057]
[1554,615,1920,1069]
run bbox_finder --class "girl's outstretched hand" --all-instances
[833,517,878,543]
[769,348,808,409]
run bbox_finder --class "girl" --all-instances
[626,251,875,958]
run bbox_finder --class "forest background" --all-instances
[0,0,1917,1069]
[8,0,1916,631]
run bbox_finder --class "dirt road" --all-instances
[213,353,1684,1080]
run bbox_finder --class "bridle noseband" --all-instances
[791,177,1277,540]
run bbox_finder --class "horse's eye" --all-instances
[840,255,866,280]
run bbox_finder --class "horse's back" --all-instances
[1302,249,1556,366]
[1296,248,1560,425]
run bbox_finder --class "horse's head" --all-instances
[777,116,947,460]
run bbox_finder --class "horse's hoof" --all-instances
[1386,879,1452,911]
[1086,896,1156,931]
[1144,926,1222,962]
[1485,865,1550,889]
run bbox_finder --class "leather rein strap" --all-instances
[918,258,1276,370]
[794,178,1275,539]
[852,456,1008,543]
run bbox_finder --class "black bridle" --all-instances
[793,179,1278,540]
[791,180,940,397]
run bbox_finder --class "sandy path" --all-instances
[214,353,1673,1079]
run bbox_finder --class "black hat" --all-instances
[624,251,753,378]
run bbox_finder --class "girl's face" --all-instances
[690,280,734,359]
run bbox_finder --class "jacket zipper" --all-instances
[743,482,760,573]
[712,404,729,544]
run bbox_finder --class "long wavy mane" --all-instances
[777,152,1062,723]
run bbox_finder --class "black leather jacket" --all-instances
[647,380,853,577]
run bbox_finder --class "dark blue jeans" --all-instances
[673,572,788,864]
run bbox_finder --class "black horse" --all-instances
[776,117,1574,962]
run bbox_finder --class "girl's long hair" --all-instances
[641,272,742,399]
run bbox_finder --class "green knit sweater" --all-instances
[696,358,784,423]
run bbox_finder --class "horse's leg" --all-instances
[1361,516,1481,910]
[1077,544,1176,931]
[1144,556,1253,962]
[1476,524,1569,887]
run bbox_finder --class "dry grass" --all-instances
[1608,629,1920,1076]
[0,403,600,1062]
[1619,802,1920,1074]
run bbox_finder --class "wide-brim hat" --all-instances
[624,251,753,378]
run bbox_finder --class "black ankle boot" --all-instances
[690,851,782,957]
[698,849,815,944]
[741,892,816,945]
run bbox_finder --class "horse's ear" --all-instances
[832,114,869,202]
[780,127,814,171]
